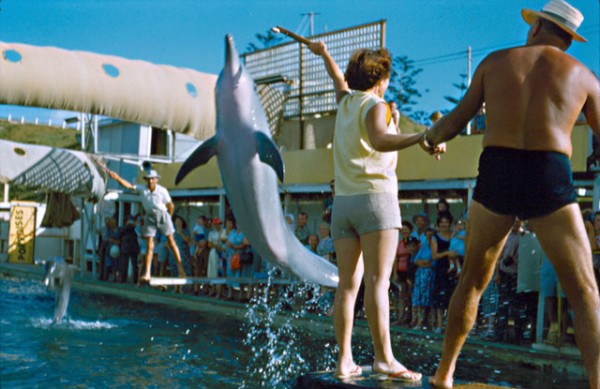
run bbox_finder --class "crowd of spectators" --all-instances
[389,201,600,348]
[96,197,599,347]
[96,207,337,302]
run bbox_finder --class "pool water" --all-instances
[0,276,588,388]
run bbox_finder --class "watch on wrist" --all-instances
[423,132,435,149]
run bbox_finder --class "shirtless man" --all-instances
[420,1,600,388]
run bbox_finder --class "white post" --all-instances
[3,184,9,203]
[80,113,86,150]
[93,115,99,153]
[168,129,174,161]
[466,46,472,135]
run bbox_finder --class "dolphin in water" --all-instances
[42,257,77,323]
[176,35,338,288]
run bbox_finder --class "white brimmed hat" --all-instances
[144,170,160,179]
[522,0,586,42]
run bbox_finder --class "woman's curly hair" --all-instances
[344,48,391,91]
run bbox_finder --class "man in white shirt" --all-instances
[107,169,186,284]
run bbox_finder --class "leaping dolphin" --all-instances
[176,35,338,288]
[42,257,77,323]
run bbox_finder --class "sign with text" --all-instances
[8,203,36,264]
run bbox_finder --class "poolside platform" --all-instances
[294,367,513,388]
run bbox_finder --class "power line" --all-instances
[411,24,599,68]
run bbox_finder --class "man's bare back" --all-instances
[427,23,599,155]
[480,45,599,156]
[424,3,600,388]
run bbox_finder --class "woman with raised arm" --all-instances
[308,41,444,381]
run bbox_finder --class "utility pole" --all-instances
[466,46,472,135]
[301,12,320,36]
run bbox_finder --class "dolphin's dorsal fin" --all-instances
[255,132,285,182]
[176,135,220,185]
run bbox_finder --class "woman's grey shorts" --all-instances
[331,193,401,240]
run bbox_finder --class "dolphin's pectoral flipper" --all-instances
[176,135,220,185]
[255,132,285,182]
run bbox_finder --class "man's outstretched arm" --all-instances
[107,170,136,191]
[427,60,486,145]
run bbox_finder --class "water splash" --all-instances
[241,270,336,387]
[31,317,118,330]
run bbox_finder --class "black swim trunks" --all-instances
[472,146,577,220]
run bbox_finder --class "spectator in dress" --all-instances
[192,215,208,256]
[104,217,120,282]
[192,238,209,296]
[169,215,192,293]
[97,217,111,281]
[392,221,414,325]
[215,218,234,298]
[118,216,140,284]
[405,237,420,327]
[225,218,247,300]
[431,212,456,334]
[411,227,435,330]
[237,239,252,300]
[206,217,223,296]
[411,213,431,244]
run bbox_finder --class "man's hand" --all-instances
[419,132,446,160]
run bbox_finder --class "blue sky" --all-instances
[0,0,598,124]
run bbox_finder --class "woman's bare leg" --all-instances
[333,237,363,376]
